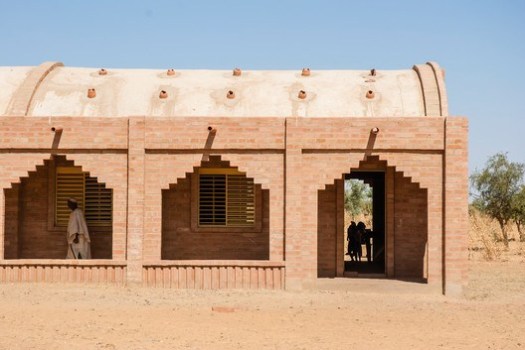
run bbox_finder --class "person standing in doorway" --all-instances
[66,198,92,259]
[355,222,365,262]
[347,221,357,261]
[361,223,373,262]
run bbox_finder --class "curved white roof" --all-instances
[0,62,448,118]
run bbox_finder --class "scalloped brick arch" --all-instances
[156,154,274,192]
[3,155,114,259]
[317,155,429,280]
[161,155,270,261]
[307,152,440,193]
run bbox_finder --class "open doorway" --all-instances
[344,172,385,276]
[317,167,386,278]
[318,156,429,280]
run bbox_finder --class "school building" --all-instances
[0,61,468,295]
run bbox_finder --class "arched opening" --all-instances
[317,156,428,281]
[344,173,384,275]
[3,155,113,259]
[161,155,270,260]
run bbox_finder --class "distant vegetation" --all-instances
[470,153,525,246]
[344,180,372,221]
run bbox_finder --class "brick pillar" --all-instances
[126,117,146,284]
[385,167,395,277]
[284,120,321,289]
[3,185,20,259]
[444,117,469,296]
[284,143,304,289]
[0,191,5,260]
[335,179,344,277]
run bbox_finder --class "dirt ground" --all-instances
[0,242,524,350]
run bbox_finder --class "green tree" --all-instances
[471,153,524,247]
[512,185,525,242]
[344,180,372,220]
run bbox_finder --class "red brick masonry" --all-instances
[0,116,468,295]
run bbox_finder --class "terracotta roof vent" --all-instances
[87,88,96,98]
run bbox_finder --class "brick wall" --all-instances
[284,117,447,289]
[317,183,337,277]
[3,185,19,259]
[161,159,270,260]
[394,173,428,279]
[0,115,468,293]
[143,118,285,263]
[316,160,429,280]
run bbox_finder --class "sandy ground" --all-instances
[1,246,524,350]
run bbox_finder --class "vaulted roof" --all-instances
[0,62,447,118]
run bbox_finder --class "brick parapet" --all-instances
[144,117,285,150]
[0,117,129,150]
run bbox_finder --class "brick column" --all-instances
[385,167,395,277]
[284,143,305,289]
[335,179,344,277]
[284,119,323,289]
[126,117,146,284]
[444,117,469,296]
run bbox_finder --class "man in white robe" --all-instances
[66,198,92,259]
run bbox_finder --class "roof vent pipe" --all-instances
[87,88,96,98]
[298,90,307,99]
[167,69,175,76]
[301,68,311,76]
[227,90,235,99]
[159,90,168,99]
[98,68,108,76]
[366,90,375,99]
[233,68,242,76]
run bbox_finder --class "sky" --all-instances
[1,0,524,174]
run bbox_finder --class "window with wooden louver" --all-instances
[198,169,255,227]
[55,167,112,227]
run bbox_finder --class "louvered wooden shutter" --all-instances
[56,167,112,227]
[227,175,255,226]
[56,167,85,226]
[198,171,255,227]
[84,175,112,227]
[199,174,226,225]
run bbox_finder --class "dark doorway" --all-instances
[344,171,385,276]
[318,157,428,280]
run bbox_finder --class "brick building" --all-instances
[0,61,468,295]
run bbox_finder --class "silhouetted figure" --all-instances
[347,221,357,261]
[356,222,366,262]
[363,228,373,262]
